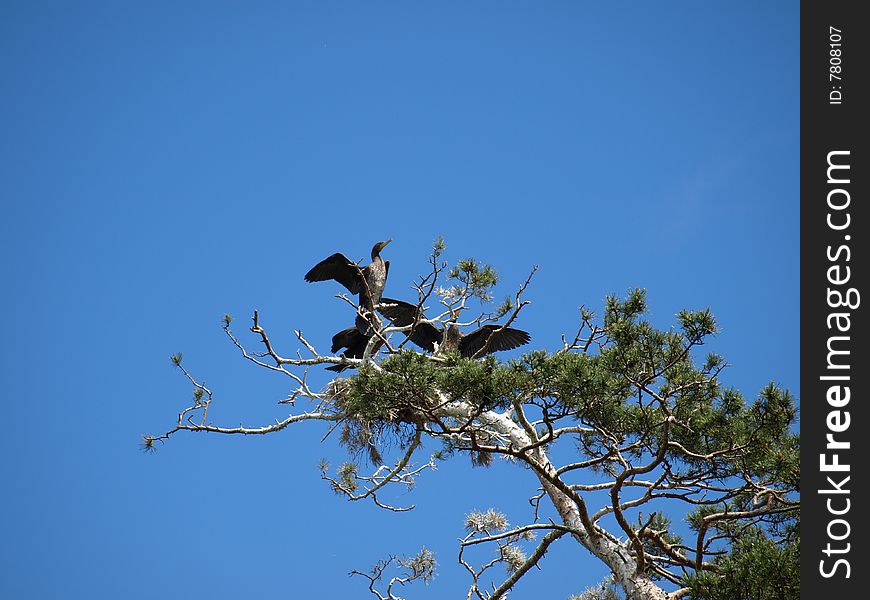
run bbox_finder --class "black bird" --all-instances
[378,298,531,358]
[325,327,376,372]
[305,240,392,334]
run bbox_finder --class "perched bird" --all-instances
[305,240,392,334]
[325,327,376,372]
[378,298,531,358]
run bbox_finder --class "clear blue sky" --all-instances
[0,2,798,598]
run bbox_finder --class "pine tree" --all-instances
[147,240,799,599]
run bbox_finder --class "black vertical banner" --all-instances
[802,2,868,596]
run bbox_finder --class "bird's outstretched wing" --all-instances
[378,297,442,351]
[405,322,442,352]
[459,325,531,358]
[377,297,419,325]
[304,253,362,293]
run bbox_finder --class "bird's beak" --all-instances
[383,239,393,248]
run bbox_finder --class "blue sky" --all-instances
[1,2,798,598]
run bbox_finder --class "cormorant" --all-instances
[378,298,531,358]
[325,327,376,372]
[305,240,392,334]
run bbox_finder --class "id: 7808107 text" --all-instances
[829,26,843,105]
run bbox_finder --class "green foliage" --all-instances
[687,529,799,600]
[447,258,499,301]
[341,351,440,422]
[170,352,183,366]
[333,289,797,596]
[603,287,647,327]
[140,435,157,453]
[495,296,514,318]
[338,289,798,482]
[640,512,682,558]
[519,350,637,435]
[677,308,717,344]
[341,351,524,423]
[433,235,446,256]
